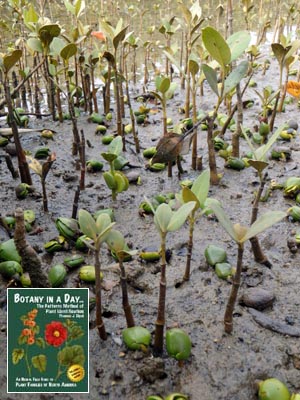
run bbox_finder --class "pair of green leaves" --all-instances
[202,27,251,97]
[147,199,196,235]
[210,202,286,245]
[78,210,115,251]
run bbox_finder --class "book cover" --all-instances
[7,288,89,393]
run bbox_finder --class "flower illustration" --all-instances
[45,321,68,347]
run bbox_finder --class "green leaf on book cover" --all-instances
[12,348,24,364]
[32,354,47,372]
[57,344,85,366]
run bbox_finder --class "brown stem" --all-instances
[232,83,243,158]
[79,130,85,190]
[183,215,194,281]
[66,79,80,155]
[224,242,244,334]
[125,63,140,153]
[191,75,198,170]
[269,91,280,132]
[119,259,135,328]
[84,73,93,115]
[250,172,272,267]
[4,80,32,185]
[90,66,98,114]
[5,154,19,179]
[14,208,49,287]
[72,186,81,220]
[104,64,111,115]
[0,57,45,110]
[154,233,167,356]
[41,179,48,212]
[207,117,219,185]
[95,248,107,340]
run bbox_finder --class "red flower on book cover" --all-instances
[45,321,68,347]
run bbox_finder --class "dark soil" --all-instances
[1,49,300,400]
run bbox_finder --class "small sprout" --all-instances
[122,326,151,351]
[166,328,192,361]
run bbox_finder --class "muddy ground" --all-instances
[1,51,300,400]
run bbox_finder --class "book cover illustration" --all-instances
[7,288,89,393]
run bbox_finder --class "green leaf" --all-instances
[242,211,287,242]
[271,43,287,65]
[60,43,77,61]
[108,135,123,155]
[188,55,200,76]
[26,38,43,53]
[23,4,39,29]
[78,209,97,241]
[209,203,238,242]
[157,76,171,94]
[38,24,61,48]
[202,26,231,69]
[149,91,163,103]
[227,31,251,62]
[101,152,118,163]
[284,39,300,62]
[165,82,177,100]
[113,25,129,50]
[95,212,111,234]
[191,169,210,208]
[75,0,85,18]
[247,159,269,172]
[32,354,47,373]
[224,60,248,95]
[202,64,219,96]
[64,0,76,14]
[167,202,196,232]
[57,345,85,366]
[105,229,125,253]
[12,348,24,364]
[50,37,67,56]
[182,187,199,209]
[3,50,22,73]
[35,337,46,348]
[154,203,172,233]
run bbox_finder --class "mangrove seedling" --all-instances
[179,169,211,281]
[243,124,285,266]
[105,229,137,327]
[210,202,286,334]
[150,75,177,177]
[122,326,151,351]
[166,328,192,364]
[202,27,250,184]
[101,136,129,201]
[27,153,56,212]
[147,199,196,355]
[78,209,115,340]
